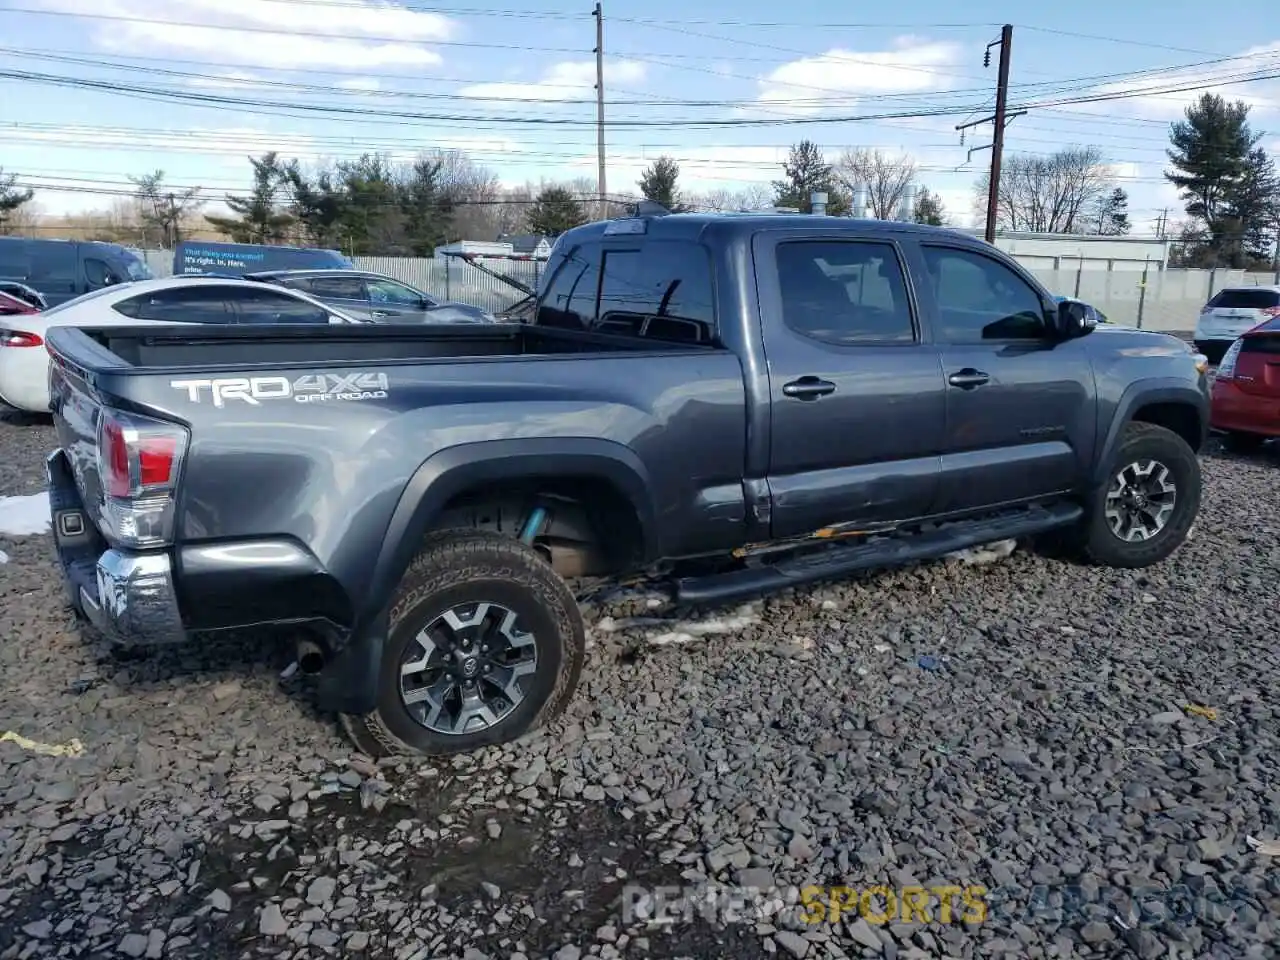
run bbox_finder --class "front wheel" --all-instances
[341,530,585,758]
[1074,422,1201,568]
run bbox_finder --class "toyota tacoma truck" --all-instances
[43,211,1211,758]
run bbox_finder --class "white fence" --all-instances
[140,249,1278,333]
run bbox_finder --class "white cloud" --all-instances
[1105,161,1143,182]
[752,38,964,116]
[460,59,645,103]
[1057,43,1280,118]
[34,0,455,70]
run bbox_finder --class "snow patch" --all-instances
[0,549,8,564]
[0,492,51,536]
[944,538,1017,565]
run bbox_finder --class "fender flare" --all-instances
[1092,378,1208,486]
[360,437,658,625]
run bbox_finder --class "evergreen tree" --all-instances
[912,187,947,226]
[398,157,455,256]
[0,168,34,235]
[205,153,293,244]
[1165,94,1269,266]
[638,156,687,212]
[1091,187,1131,235]
[772,141,849,215]
[526,186,587,236]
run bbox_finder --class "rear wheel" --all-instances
[1221,430,1267,453]
[1073,422,1201,568]
[341,530,585,758]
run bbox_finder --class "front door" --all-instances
[756,234,947,540]
[911,242,1097,515]
[366,276,432,322]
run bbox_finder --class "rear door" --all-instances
[299,275,371,318]
[30,242,80,306]
[912,241,1096,514]
[1202,288,1280,341]
[225,287,334,324]
[755,233,946,538]
[365,276,432,322]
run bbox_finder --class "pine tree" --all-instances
[0,168,34,235]
[638,156,687,212]
[526,186,587,236]
[1091,188,1130,235]
[772,141,849,215]
[912,187,947,226]
[206,153,293,244]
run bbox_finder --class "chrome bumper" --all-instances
[79,550,187,647]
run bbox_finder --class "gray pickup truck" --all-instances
[44,211,1211,758]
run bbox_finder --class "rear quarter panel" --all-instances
[118,351,748,620]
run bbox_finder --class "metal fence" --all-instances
[137,248,1278,333]
[352,257,543,313]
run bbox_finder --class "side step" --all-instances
[674,502,1083,606]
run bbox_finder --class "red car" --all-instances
[1211,315,1280,451]
[0,290,39,316]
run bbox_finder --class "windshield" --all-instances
[121,251,154,281]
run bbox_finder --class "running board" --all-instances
[674,502,1083,606]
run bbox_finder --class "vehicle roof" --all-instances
[245,268,395,281]
[1218,285,1280,293]
[556,211,992,248]
[0,236,134,251]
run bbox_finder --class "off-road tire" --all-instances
[1221,430,1267,454]
[1073,421,1201,568]
[341,529,585,758]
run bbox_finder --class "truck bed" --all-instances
[50,321,705,374]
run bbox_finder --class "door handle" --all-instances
[782,376,837,400]
[948,369,990,389]
[370,309,393,318]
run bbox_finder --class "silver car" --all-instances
[244,269,496,324]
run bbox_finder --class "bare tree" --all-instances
[692,184,775,212]
[974,147,1114,234]
[835,148,917,219]
[129,170,203,248]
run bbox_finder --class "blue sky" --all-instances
[3,0,1280,235]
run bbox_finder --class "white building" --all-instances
[966,230,1171,272]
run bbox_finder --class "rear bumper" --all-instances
[1210,381,1280,437]
[46,451,186,646]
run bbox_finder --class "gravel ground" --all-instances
[2,409,1279,960]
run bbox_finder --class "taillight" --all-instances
[1262,306,1280,318]
[96,408,188,548]
[0,330,42,347]
[1217,338,1243,380]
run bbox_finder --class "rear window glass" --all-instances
[1208,289,1280,309]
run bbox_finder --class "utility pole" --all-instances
[1154,208,1168,240]
[956,25,1017,244]
[593,2,607,212]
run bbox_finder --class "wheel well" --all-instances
[1131,401,1203,452]
[428,475,646,578]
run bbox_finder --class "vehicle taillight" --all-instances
[96,408,188,548]
[1217,338,1243,380]
[0,330,43,347]
[1262,305,1280,318]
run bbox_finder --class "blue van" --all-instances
[174,241,353,277]
[0,238,154,307]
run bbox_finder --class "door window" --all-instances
[307,276,368,300]
[367,278,424,306]
[112,286,237,323]
[229,288,331,324]
[596,241,715,343]
[921,246,1049,342]
[84,258,123,289]
[775,240,915,344]
[536,244,600,330]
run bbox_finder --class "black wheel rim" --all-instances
[1104,458,1177,543]
[398,601,538,736]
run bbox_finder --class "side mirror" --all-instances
[1055,299,1095,339]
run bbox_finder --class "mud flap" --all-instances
[315,614,386,715]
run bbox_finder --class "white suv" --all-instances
[1194,285,1280,363]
